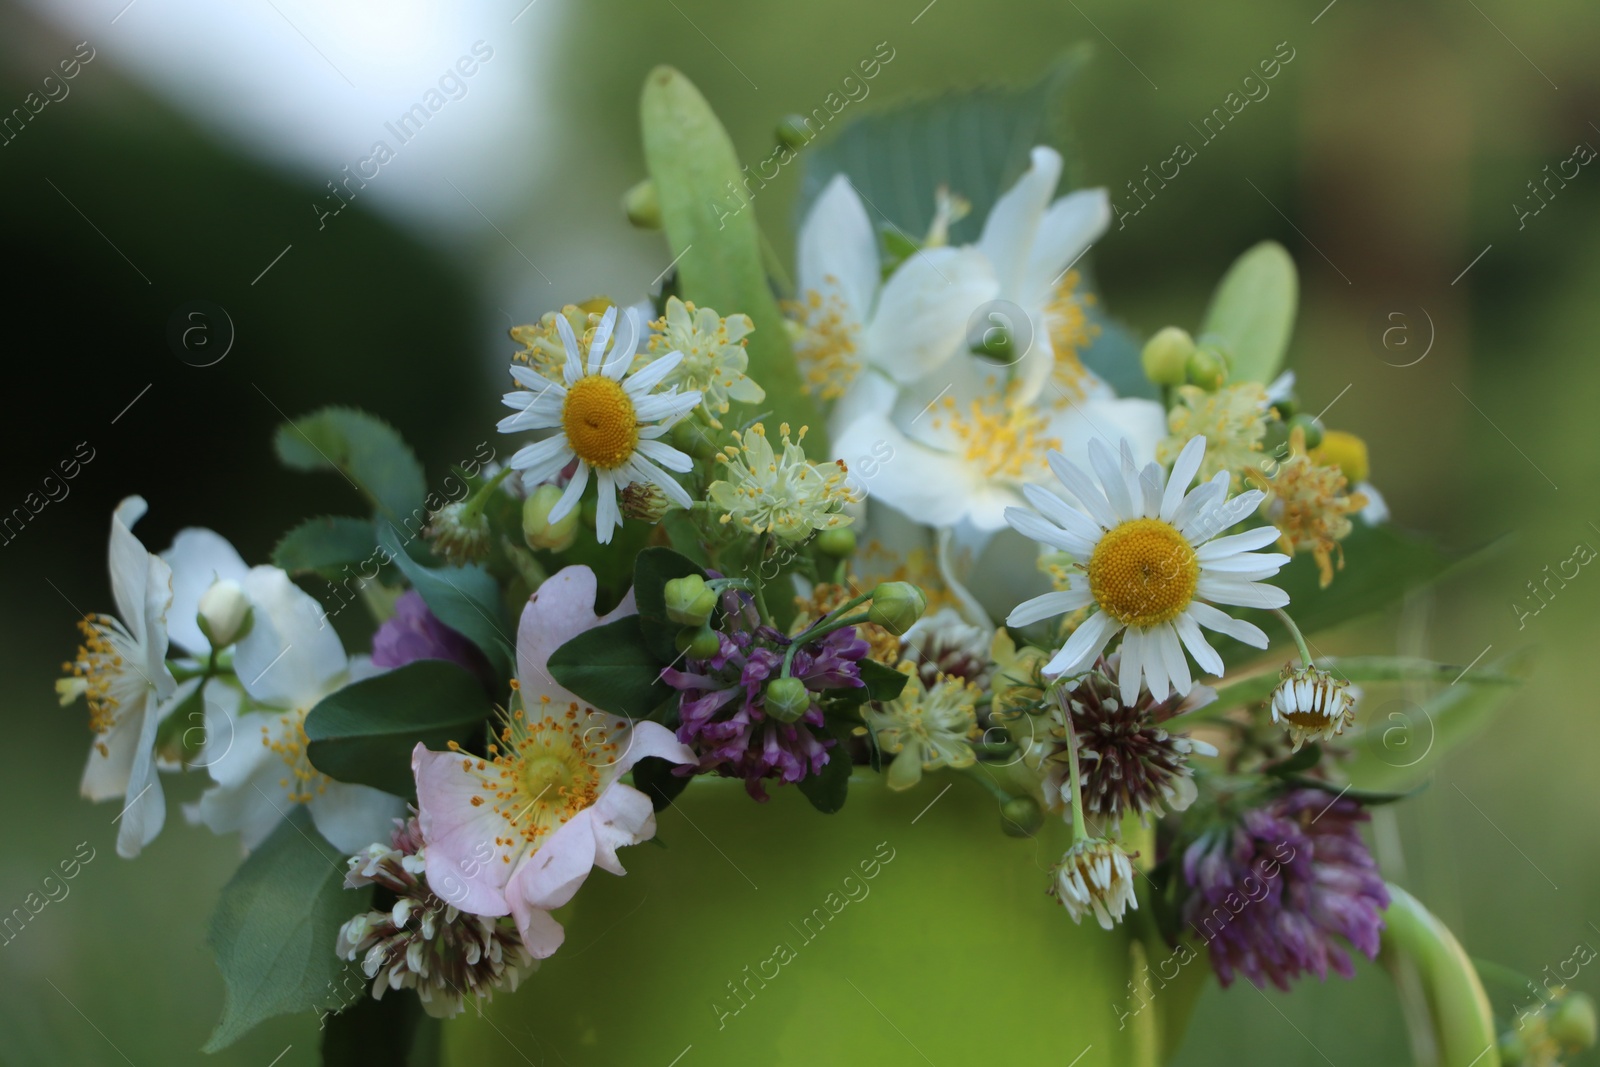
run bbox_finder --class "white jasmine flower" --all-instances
[1005,435,1290,705]
[498,304,701,544]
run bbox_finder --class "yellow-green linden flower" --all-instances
[708,423,860,542]
[865,671,980,791]
[639,296,763,428]
[1159,381,1269,490]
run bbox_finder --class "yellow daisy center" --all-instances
[561,374,638,470]
[931,395,1060,481]
[1088,518,1200,628]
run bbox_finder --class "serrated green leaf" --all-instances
[378,524,512,677]
[306,660,492,799]
[640,67,821,442]
[547,615,672,719]
[273,515,378,578]
[633,546,708,663]
[322,988,441,1066]
[796,48,1089,243]
[203,808,368,1051]
[274,406,427,522]
[1199,241,1298,384]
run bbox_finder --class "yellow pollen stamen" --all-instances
[263,708,329,805]
[787,285,860,400]
[931,395,1059,481]
[1044,270,1101,405]
[561,374,638,470]
[1087,518,1199,628]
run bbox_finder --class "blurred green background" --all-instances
[1,0,1596,1063]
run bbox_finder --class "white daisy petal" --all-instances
[587,305,618,376]
[1173,472,1231,537]
[1139,625,1170,703]
[1196,578,1290,610]
[635,438,694,474]
[1047,611,1122,677]
[1021,483,1104,546]
[555,314,584,383]
[1007,588,1093,627]
[546,462,590,524]
[1089,438,1135,522]
[1138,462,1163,519]
[1173,610,1225,676]
[1119,626,1146,706]
[508,365,568,396]
[593,469,620,543]
[1198,554,1291,578]
[1005,507,1093,557]
[623,350,683,396]
[509,437,573,485]
[622,454,692,509]
[634,390,701,423]
[1195,526,1283,560]
[1155,623,1191,696]
[1047,452,1118,530]
[1161,435,1207,521]
[1188,601,1271,648]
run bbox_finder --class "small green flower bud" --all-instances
[867,582,927,636]
[424,500,492,565]
[676,624,722,661]
[622,179,660,229]
[1141,326,1194,387]
[663,575,717,627]
[1497,1029,1526,1066]
[816,528,857,559]
[196,579,252,649]
[1000,795,1044,838]
[764,676,811,723]
[1261,418,1290,462]
[523,485,580,553]
[775,114,814,150]
[1185,345,1228,390]
[670,419,717,460]
[1287,413,1324,450]
[1551,992,1598,1051]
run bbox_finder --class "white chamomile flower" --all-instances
[498,304,702,544]
[1005,435,1290,705]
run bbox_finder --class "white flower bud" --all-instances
[196,579,251,649]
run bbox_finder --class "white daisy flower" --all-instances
[1004,434,1290,705]
[498,304,702,544]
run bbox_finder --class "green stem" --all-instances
[459,466,513,524]
[1272,607,1314,669]
[782,611,873,676]
[1057,685,1090,844]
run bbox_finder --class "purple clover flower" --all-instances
[662,589,867,800]
[1182,788,1389,991]
[372,590,495,691]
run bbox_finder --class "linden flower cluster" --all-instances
[708,423,860,541]
[639,296,763,427]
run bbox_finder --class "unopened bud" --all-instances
[664,575,717,627]
[764,676,811,723]
[775,114,814,150]
[867,582,927,636]
[1551,992,1598,1051]
[197,579,252,648]
[523,485,579,553]
[1000,795,1044,838]
[1286,413,1324,451]
[816,528,856,559]
[621,481,671,524]
[1141,326,1194,387]
[622,179,660,229]
[1185,345,1228,390]
[425,500,492,565]
[676,624,722,661]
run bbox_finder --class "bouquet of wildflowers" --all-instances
[57,59,1583,1067]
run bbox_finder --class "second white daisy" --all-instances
[498,304,702,544]
[1004,434,1289,705]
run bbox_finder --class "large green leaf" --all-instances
[274,406,427,522]
[272,515,378,578]
[306,660,493,799]
[633,546,708,663]
[640,67,821,442]
[796,48,1089,243]
[547,614,673,719]
[1379,885,1501,1067]
[1198,241,1298,384]
[1214,522,1457,668]
[203,808,369,1051]
[379,523,512,677]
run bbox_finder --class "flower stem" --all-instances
[459,466,513,524]
[782,611,872,676]
[1272,607,1315,669]
[1056,684,1090,845]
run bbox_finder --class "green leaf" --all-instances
[631,755,693,813]
[306,660,493,799]
[798,724,852,814]
[273,406,427,522]
[379,524,512,677]
[1199,241,1298,384]
[1345,649,1531,793]
[272,515,378,578]
[1281,776,1427,806]
[322,989,441,1066]
[859,659,909,702]
[796,49,1089,244]
[1379,885,1501,1067]
[640,67,821,443]
[547,615,673,719]
[203,808,369,1051]
[633,546,708,663]
[1214,523,1457,667]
